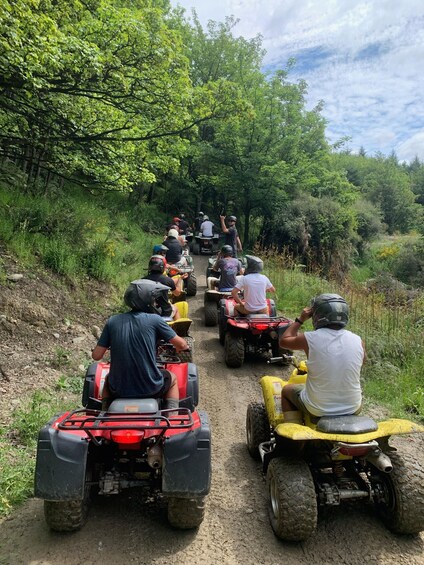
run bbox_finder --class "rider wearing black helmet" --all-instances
[92,279,189,410]
[219,214,242,257]
[231,255,275,315]
[143,255,181,320]
[208,245,244,291]
[279,294,365,424]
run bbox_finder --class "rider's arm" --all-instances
[279,307,312,354]
[170,335,189,352]
[231,286,243,305]
[220,216,229,233]
[236,235,242,251]
[92,345,107,360]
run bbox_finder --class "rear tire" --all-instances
[167,497,205,529]
[44,499,90,532]
[246,403,270,459]
[204,300,218,326]
[224,333,244,368]
[192,243,200,255]
[374,450,424,534]
[218,303,227,345]
[186,273,197,296]
[267,457,317,541]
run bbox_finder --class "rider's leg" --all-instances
[172,304,181,320]
[207,276,219,290]
[281,384,305,424]
[163,370,179,412]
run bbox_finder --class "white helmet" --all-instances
[168,229,179,238]
[203,215,209,220]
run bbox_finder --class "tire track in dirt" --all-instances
[0,255,423,565]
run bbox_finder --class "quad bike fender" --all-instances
[162,410,211,497]
[174,301,189,319]
[167,317,192,337]
[274,418,424,443]
[260,376,307,428]
[34,417,88,500]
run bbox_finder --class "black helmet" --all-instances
[245,255,263,274]
[124,279,169,314]
[311,294,349,329]
[148,255,165,273]
[221,245,233,257]
[228,215,237,222]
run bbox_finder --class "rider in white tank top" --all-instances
[301,328,363,417]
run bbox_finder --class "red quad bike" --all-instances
[218,297,292,367]
[34,345,211,532]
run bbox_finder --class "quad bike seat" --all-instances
[247,313,272,319]
[316,415,378,434]
[108,398,159,413]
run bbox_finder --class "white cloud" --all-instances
[171,0,424,161]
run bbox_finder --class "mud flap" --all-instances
[35,418,88,500]
[162,411,211,497]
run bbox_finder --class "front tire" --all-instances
[374,450,424,534]
[224,333,244,368]
[246,403,270,459]
[267,457,317,541]
[186,273,197,296]
[204,300,218,326]
[167,497,205,529]
[179,336,194,363]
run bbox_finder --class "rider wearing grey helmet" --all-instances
[279,293,365,424]
[208,245,244,291]
[231,255,275,315]
[92,279,189,410]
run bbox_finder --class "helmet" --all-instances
[311,294,349,329]
[228,215,237,222]
[173,217,181,223]
[180,213,185,219]
[124,279,169,314]
[168,229,179,238]
[199,211,204,216]
[245,255,263,274]
[221,245,233,257]
[153,244,168,256]
[203,215,209,220]
[148,255,165,273]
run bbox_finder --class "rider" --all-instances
[194,211,205,233]
[207,245,244,291]
[178,213,190,235]
[91,279,189,411]
[163,228,183,264]
[200,215,215,237]
[231,255,275,315]
[279,294,365,424]
[220,215,242,257]
[143,255,181,320]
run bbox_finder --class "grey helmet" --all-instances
[311,294,349,329]
[245,255,263,274]
[228,215,237,223]
[221,245,233,257]
[124,279,169,314]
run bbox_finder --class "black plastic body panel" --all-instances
[34,416,88,500]
[162,410,211,496]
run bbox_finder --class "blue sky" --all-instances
[170,0,424,162]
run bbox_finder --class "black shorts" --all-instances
[107,369,173,399]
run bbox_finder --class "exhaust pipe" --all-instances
[366,451,393,473]
[147,444,163,469]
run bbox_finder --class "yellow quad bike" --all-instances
[165,300,194,363]
[246,357,424,542]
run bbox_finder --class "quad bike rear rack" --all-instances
[56,408,194,445]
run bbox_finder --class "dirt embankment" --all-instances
[1,253,423,565]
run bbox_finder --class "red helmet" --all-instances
[173,217,181,223]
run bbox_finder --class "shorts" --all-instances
[282,384,309,412]
[106,369,173,399]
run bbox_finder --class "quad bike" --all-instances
[204,289,232,327]
[192,234,220,255]
[34,345,211,533]
[164,301,194,363]
[218,297,292,367]
[205,255,247,282]
[168,254,197,297]
[246,356,424,542]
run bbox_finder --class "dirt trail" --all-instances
[1,255,423,565]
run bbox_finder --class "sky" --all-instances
[170,0,424,162]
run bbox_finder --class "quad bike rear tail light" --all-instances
[333,440,379,457]
[110,429,145,444]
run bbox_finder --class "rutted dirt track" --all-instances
[1,255,424,565]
